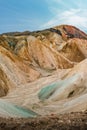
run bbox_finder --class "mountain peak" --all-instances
[53,25,87,39]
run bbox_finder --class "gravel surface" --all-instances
[0,111,87,130]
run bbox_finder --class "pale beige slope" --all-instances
[2,69,70,107]
[36,59,87,115]
[2,59,87,116]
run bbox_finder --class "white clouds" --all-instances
[40,8,87,31]
[46,0,69,12]
[60,9,81,18]
[59,9,87,28]
[40,0,87,32]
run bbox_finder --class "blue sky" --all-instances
[0,0,87,33]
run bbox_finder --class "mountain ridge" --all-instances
[0,24,87,118]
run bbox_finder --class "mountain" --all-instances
[0,25,87,117]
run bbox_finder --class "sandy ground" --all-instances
[0,111,87,130]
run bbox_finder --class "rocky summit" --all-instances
[0,25,87,118]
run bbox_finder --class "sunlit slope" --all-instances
[0,25,87,117]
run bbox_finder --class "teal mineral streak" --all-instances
[38,80,62,100]
[0,100,38,118]
[38,74,79,101]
